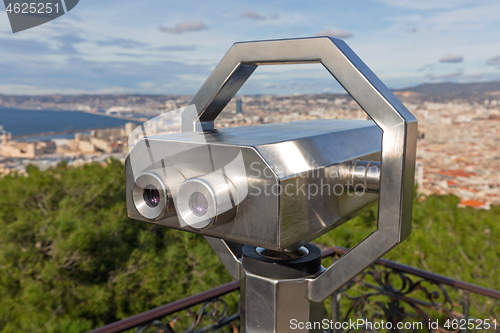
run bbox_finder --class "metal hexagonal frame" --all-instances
[183,37,418,302]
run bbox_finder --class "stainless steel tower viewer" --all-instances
[126,37,418,332]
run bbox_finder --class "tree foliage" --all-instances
[0,160,230,333]
[0,160,498,332]
[318,194,500,292]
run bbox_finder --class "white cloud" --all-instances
[155,45,196,52]
[486,55,500,66]
[379,0,488,10]
[2,0,500,95]
[315,29,353,39]
[417,64,434,72]
[0,84,130,95]
[439,55,463,63]
[460,73,487,82]
[158,21,208,34]
[426,71,463,81]
[386,2,500,37]
[426,3,500,27]
[240,10,266,20]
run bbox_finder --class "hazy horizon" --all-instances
[0,79,499,97]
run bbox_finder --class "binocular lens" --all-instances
[132,169,184,220]
[143,186,161,208]
[189,191,209,217]
[176,173,238,229]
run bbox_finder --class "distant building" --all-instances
[0,126,11,142]
[458,199,490,210]
[425,124,459,143]
[236,99,243,114]
[106,106,133,114]
[415,161,424,188]
[65,124,132,154]
[0,136,56,159]
[125,122,136,137]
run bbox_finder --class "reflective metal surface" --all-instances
[242,273,323,333]
[177,173,238,229]
[205,236,244,281]
[256,246,309,260]
[125,36,418,333]
[350,160,380,193]
[240,243,324,333]
[132,171,170,220]
[126,119,381,250]
[177,36,417,303]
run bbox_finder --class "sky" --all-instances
[1,0,500,95]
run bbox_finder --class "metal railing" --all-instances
[89,246,500,333]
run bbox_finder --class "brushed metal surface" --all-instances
[126,119,381,250]
[243,273,323,333]
[176,37,417,302]
[126,37,418,325]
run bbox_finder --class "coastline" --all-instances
[0,107,143,141]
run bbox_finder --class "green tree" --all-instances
[0,161,498,332]
[0,160,230,333]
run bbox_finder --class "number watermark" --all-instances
[3,0,79,33]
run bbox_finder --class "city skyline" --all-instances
[1,0,500,95]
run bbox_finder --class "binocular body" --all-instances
[126,118,382,251]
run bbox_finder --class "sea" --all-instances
[0,108,142,141]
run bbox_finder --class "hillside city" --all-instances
[1,88,499,209]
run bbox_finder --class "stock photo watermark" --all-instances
[248,161,379,199]
[290,318,498,331]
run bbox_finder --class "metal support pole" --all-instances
[208,240,326,333]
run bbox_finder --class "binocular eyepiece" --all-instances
[132,171,169,220]
[132,167,238,230]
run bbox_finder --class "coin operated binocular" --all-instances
[126,37,418,333]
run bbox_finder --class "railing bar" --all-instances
[352,279,458,311]
[87,281,240,333]
[191,313,240,333]
[329,246,500,300]
[89,245,500,333]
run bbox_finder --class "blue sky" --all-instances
[1,0,500,95]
